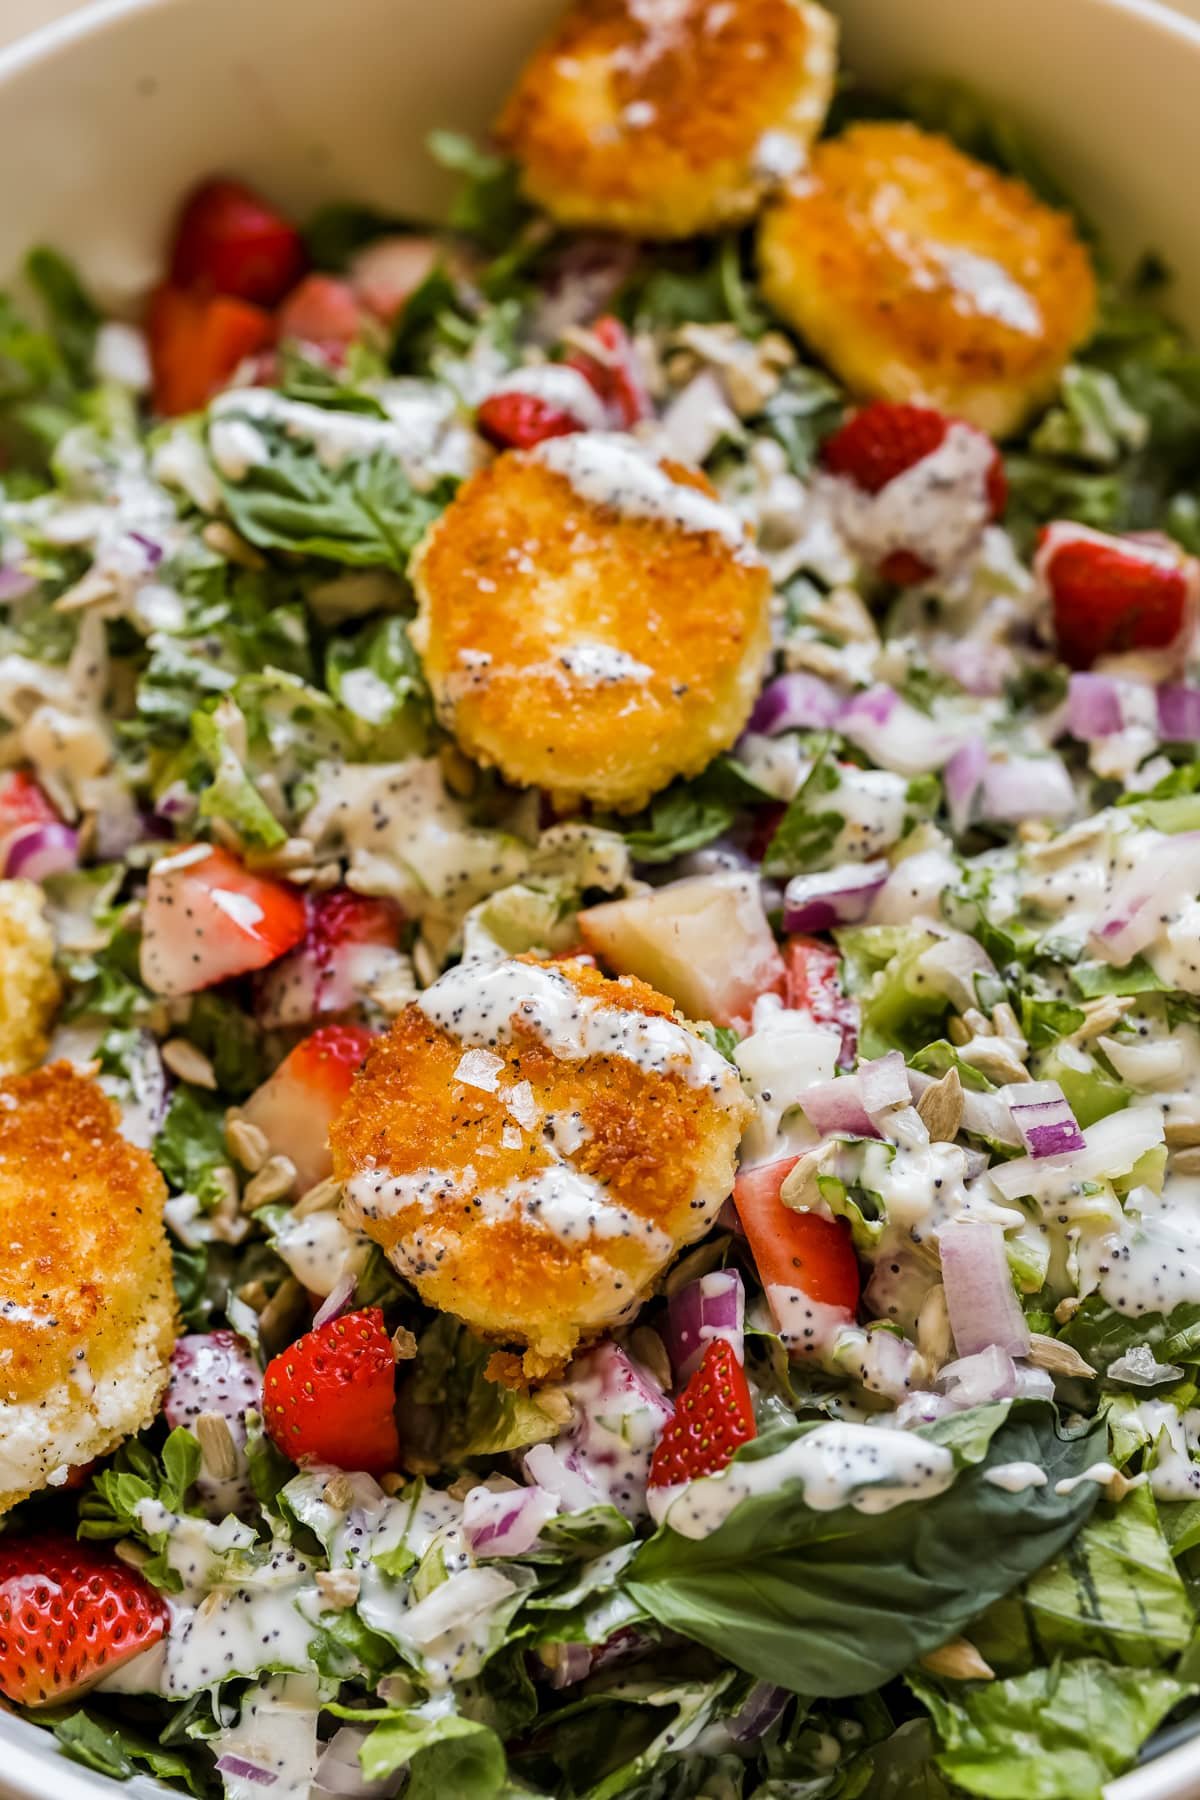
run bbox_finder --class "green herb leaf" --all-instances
[624,1405,1105,1697]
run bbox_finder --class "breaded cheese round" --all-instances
[0,1064,177,1513]
[758,122,1097,438]
[331,956,751,1364]
[494,0,837,237]
[0,879,60,1076]
[409,434,772,811]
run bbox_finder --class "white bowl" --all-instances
[2,0,1200,1794]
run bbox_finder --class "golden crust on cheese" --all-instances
[0,1064,176,1512]
[330,957,751,1361]
[758,122,1097,437]
[409,443,771,811]
[495,0,837,237]
[0,879,60,1076]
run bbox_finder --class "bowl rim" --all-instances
[1,0,1200,1796]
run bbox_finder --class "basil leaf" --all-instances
[219,442,448,571]
[624,1405,1105,1696]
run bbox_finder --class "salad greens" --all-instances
[4,39,1200,1800]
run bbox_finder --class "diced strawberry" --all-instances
[169,178,306,306]
[647,1339,756,1490]
[257,888,404,1029]
[276,274,364,351]
[147,284,275,416]
[241,1022,374,1192]
[784,934,858,1065]
[821,400,1007,585]
[262,1305,399,1473]
[1036,522,1198,670]
[349,234,441,323]
[476,391,585,450]
[734,1155,860,1352]
[567,314,650,428]
[0,769,58,868]
[139,843,307,997]
[0,1534,169,1707]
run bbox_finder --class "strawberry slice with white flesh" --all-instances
[241,1022,374,1193]
[140,843,307,997]
[0,1535,169,1706]
[257,887,405,1028]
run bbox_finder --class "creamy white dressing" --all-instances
[650,1422,956,1538]
[532,432,755,557]
[1076,1176,1200,1317]
[1055,1460,1119,1496]
[822,424,996,576]
[984,1461,1048,1492]
[553,640,654,685]
[1132,1403,1200,1500]
[417,958,743,1100]
[484,363,609,429]
[209,381,480,491]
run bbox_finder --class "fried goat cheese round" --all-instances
[330,957,752,1364]
[0,879,60,1077]
[758,122,1097,438]
[0,1064,176,1513]
[494,0,837,238]
[409,434,772,811]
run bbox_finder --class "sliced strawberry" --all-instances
[567,314,650,428]
[1036,522,1198,670]
[734,1155,860,1352]
[170,178,306,306]
[262,1305,399,1473]
[784,934,858,1066]
[241,1022,374,1192]
[0,1534,169,1707]
[349,234,441,323]
[257,888,404,1029]
[0,769,59,871]
[476,390,585,450]
[822,400,1007,584]
[147,284,275,416]
[276,273,364,352]
[139,843,307,997]
[648,1338,756,1490]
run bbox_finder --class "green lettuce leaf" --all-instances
[190,702,287,847]
[354,1709,508,1799]
[910,1659,1191,1800]
[404,1315,561,1463]
[51,1710,206,1795]
[624,1405,1105,1697]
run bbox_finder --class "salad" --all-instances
[2,1,1200,1796]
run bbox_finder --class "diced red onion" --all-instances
[916,933,997,1014]
[216,1756,278,1787]
[798,1076,880,1139]
[3,821,79,880]
[929,638,1009,698]
[1007,1081,1085,1158]
[1158,684,1200,742]
[988,1104,1164,1200]
[938,1345,1020,1406]
[523,1442,600,1512]
[747,671,843,736]
[859,1051,910,1118]
[154,781,198,823]
[542,1641,595,1689]
[1013,1365,1055,1401]
[838,685,961,776]
[314,1726,401,1798]
[943,740,988,835]
[0,563,36,602]
[127,529,165,568]
[658,369,737,465]
[1066,673,1127,740]
[782,860,888,932]
[313,1272,358,1328]
[980,755,1075,824]
[1090,832,1200,964]
[727,1682,791,1744]
[462,1483,559,1558]
[532,1342,673,1524]
[937,1221,1030,1359]
[663,1269,745,1385]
